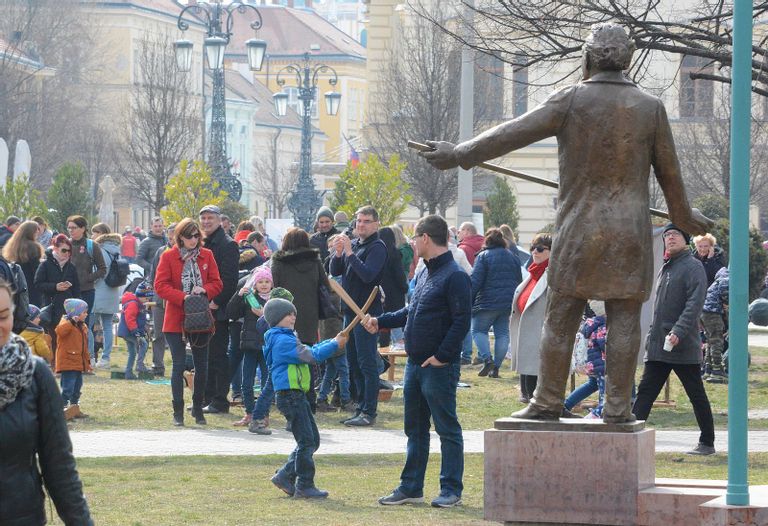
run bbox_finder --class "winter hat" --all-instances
[27,305,41,320]
[316,206,334,222]
[264,298,297,327]
[64,298,88,319]
[662,223,691,245]
[253,266,273,284]
[270,287,294,303]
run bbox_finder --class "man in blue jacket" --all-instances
[330,205,387,427]
[364,214,471,508]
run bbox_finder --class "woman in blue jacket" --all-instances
[471,228,522,378]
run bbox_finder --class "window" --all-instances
[679,55,713,119]
[512,59,528,118]
[475,52,504,120]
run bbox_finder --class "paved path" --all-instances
[70,428,768,458]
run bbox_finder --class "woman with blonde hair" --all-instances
[3,220,44,306]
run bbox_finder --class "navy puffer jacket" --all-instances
[470,246,522,313]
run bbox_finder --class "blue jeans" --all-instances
[471,308,511,367]
[252,369,274,420]
[564,376,599,410]
[399,361,463,497]
[345,316,379,418]
[82,289,95,358]
[228,322,243,397]
[276,390,320,490]
[241,347,267,414]
[60,371,83,405]
[124,335,148,374]
[391,327,404,344]
[318,353,351,403]
[460,331,473,361]
[95,313,115,361]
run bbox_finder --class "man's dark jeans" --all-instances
[345,315,379,418]
[633,360,715,447]
[399,360,464,498]
[275,389,320,490]
[205,320,230,411]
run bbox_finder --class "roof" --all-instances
[81,0,186,19]
[226,5,365,61]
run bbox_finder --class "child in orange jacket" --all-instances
[55,298,91,414]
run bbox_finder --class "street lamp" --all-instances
[273,52,341,231]
[174,1,267,202]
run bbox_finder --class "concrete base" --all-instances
[484,420,655,525]
[639,479,727,525]
[699,486,768,525]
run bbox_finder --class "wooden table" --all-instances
[379,346,408,382]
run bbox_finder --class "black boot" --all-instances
[172,400,184,427]
[191,406,207,425]
[478,361,494,377]
[488,366,500,378]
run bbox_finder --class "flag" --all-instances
[349,146,360,168]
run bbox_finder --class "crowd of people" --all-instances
[0,201,735,522]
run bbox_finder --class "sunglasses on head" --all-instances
[183,233,201,240]
[530,245,549,253]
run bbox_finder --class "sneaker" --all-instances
[344,413,375,427]
[706,370,728,384]
[340,400,356,412]
[233,414,253,426]
[294,486,329,499]
[248,419,273,435]
[95,359,110,370]
[340,410,361,424]
[478,362,494,377]
[460,357,471,366]
[431,493,462,508]
[316,399,336,413]
[271,471,295,496]
[378,488,424,505]
[686,442,716,456]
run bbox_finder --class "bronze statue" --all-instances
[422,23,711,423]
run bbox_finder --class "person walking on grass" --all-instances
[365,214,470,508]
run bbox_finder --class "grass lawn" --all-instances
[67,341,768,432]
[49,453,768,526]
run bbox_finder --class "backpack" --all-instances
[104,250,131,287]
[0,256,29,333]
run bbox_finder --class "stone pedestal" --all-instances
[484,418,654,525]
[699,486,768,525]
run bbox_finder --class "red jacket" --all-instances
[122,234,137,257]
[154,246,223,333]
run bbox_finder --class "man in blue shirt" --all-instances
[365,214,471,508]
[330,205,387,426]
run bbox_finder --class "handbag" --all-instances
[183,294,215,334]
[318,282,339,320]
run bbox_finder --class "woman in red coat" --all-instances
[154,218,223,426]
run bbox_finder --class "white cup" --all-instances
[663,334,675,352]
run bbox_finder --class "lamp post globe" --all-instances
[173,39,193,72]
[246,38,267,71]
[273,92,289,117]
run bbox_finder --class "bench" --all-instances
[379,346,408,382]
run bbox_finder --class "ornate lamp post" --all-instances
[272,52,341,231]
[174,1,267,202]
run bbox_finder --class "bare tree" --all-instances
[417,0,768,98]
[117,33,200,214]
[367,1,496,215]
[251,130,298,218]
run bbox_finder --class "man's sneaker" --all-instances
[340,400,356,412]
[248,419,273,435]
[271,471,295,496]
[460,357,471,366]
[431,493,462,508]
[294,486,329,499]
[378,488,424,505]
[340,410,361,424]
[344,413,375,427]
[316,399,336,412]
[706,370,728,384]
[95,359,110,370]
[686,442,716,456]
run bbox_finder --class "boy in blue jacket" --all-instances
[264,298,347,499]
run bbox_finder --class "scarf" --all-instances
[517,258,549,313]
[53,250,69,267]
[179,247,203,294]
[0,334,35,411]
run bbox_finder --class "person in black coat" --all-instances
[200,205,240,414]
[34,236,80,353]
[0,280,93,526]
[378,227,408,347]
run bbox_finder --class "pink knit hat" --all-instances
[253,265,273,284]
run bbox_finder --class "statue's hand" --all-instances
[680,207,714,236]
[421,140,460,170]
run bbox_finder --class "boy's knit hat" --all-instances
[28,304,41,320]
[270,287,294,303]
[264,298,297,327]
[662,223,691,245]
[316,206,334,221]
[253,265,273,284]
[64,298,88,319]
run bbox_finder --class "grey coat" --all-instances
[136,233,166,275]
[92,234,122,314]
[644,250,707,364]
[509,269,549,375]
